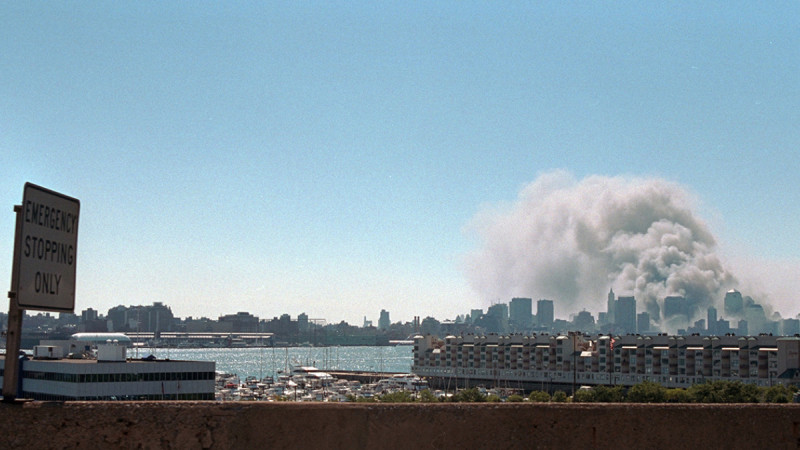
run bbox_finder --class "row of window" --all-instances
[23,370,215,383]
[26,392,215,401]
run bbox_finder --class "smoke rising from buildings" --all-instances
[465,170,737,325]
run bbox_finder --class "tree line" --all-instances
[348,381,798,404]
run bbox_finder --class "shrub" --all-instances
[627,381,667,403]
[572,388,595,402]
[763,385,792,403]
[379,390,416,403]
[593,385,625,402]
[417,389,438,403]
[507,394,524,402]
[665,388,692,403]
[451,387,487,402]
[551,391,568,402]
[689,381,760,403]
[529,391,551,403]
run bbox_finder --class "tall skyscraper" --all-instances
[744,304,767,334]
[537,299,554,329]
[663,296,688,319]
[378,309,390,331]
[486,303,509,333]
[487,303,509,320]
[297,312,309,332]
[707,307,718,335]
[724,289,744,317]
[509,297,533,329]
[616,296,637,333]
[637,312,650,333]
[606,288,616,325]
[664,296,689,330]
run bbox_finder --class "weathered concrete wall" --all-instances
[1,402,799,449]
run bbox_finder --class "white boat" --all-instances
[373,373,429,392]
[290,365,336,389]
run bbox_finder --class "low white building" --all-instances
[1,342,214,401]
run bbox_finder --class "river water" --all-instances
[133,345,413,380]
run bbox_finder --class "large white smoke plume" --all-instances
[465,171,737,326]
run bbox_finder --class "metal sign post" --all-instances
[3,206,24,401]
[3,183,80,401]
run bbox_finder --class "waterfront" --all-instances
[132,345,413,380]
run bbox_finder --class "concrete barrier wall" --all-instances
[1,402,799,449]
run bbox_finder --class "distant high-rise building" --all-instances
[707,307,718,335]
[782,318,800,336]
[694,319,706,332]
[573,310,595,332]
[378,310,390,331]
[509,297,533,330]
[717,318,731,335]
[664,296,688,319]
[486,303,509,333]
[219,311,259,333]
[470,309,483,323]
[537,299,554,329]
[737,319,748,335]
[637,312,650,333]
[487,303,508,320]
[81,308,98,322]
[664,296,689,330]
[724,290,744,317]
[744,304,767,334]
[606,288,616,325]
[616,296,636,333]
[297,312,309,332]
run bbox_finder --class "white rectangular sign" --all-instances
[15,183,80,312]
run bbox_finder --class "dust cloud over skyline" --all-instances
[464,170,740,325]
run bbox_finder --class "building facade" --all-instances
[412,333,800,390]
[1,343,215,401]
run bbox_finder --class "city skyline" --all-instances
[30,285,796,338]
[2,3,799,324]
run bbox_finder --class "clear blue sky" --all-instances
[2,2,798,324]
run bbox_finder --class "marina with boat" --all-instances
[202,344,432,401]
[214,366,431,402]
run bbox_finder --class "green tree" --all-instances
[529,391,551,403]
[486,394,502,402]
[627,381,667,403]
[417,389,438,403]
[507,394,524,402]
[572,388,596,402]
[593,385,625,402]
[763,385,792,403]
[379,390,416,403]
[551,391,568,402]
[451,387,487,402]
[689,381,760,403]
[665,388,691,403]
